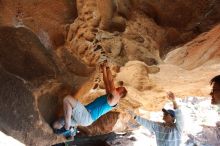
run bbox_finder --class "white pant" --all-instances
[71,101,94,126]
[57,101,94,127]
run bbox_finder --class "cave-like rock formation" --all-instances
[0,0,220,145]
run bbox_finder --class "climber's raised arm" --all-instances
[105,66,115,93]
[100,62,115,94]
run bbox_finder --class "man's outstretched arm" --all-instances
[167,91,184,132]
[167,91,178,109]
[127,110,157,133]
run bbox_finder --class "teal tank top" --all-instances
[85,94,113,121]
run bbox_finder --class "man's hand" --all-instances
[167,91,175,101]
[167,91,178,109]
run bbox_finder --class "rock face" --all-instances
[165,24,220,70]
[0,0,77,48]
[0,27,56,82]
[116,61,160,91]
[135,0,220,51]
[0,0,220,145]
[0,66,58,146]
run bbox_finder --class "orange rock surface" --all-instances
[0,0,219,145]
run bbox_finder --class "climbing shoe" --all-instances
[54,126,77,139]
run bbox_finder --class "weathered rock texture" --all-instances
[165,24,220,70]
[0,0,220,145]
